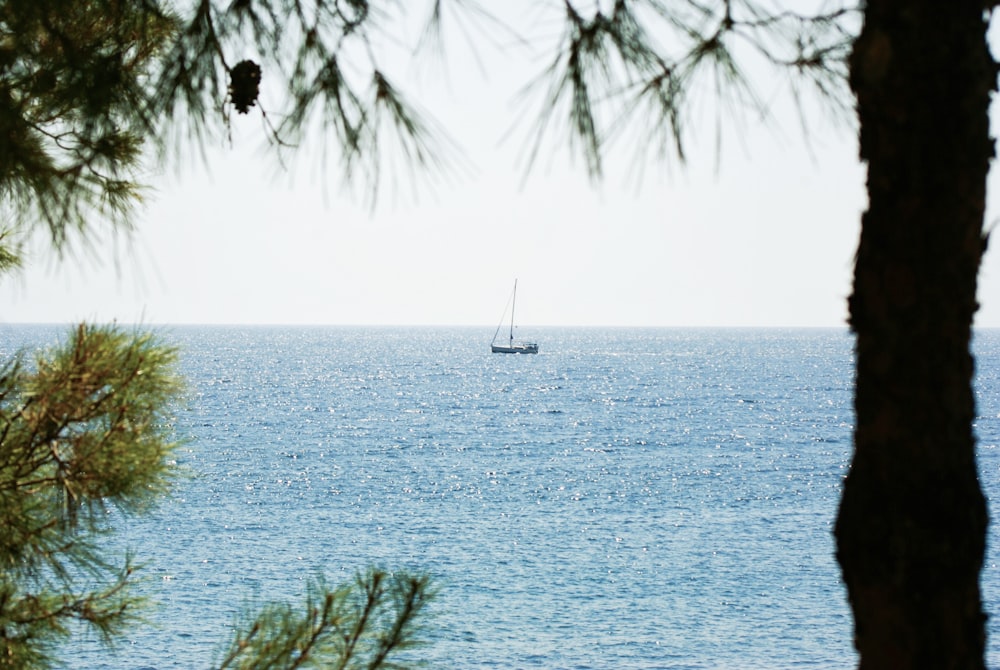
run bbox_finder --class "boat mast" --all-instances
[509,279,517,345]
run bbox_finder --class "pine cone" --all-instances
[229,60,261,114]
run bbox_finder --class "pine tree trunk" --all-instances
[835,2,995,668]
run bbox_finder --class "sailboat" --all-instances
[491,279,539,354]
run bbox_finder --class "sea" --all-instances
[3,325,1000,669]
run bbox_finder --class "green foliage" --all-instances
[218,570,434,670]
[0,230,21,277]
[0,1,863,667]
[0,322,438,667]
[1,1,860,234]
[0,324,183,668]
[0,0,179,249]
[519,1,858,177]
[147,0,858,189]
[149,0,455,204]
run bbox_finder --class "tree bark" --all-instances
[835,2,996,668]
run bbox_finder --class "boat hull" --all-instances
[491,343,539,354]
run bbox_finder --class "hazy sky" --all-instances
[4,4,1000,328]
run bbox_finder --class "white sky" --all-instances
[3,4,1000,328]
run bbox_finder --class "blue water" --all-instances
[4,326,1000,669]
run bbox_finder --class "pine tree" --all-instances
[0,1,434,667]
[3,1,997,668]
